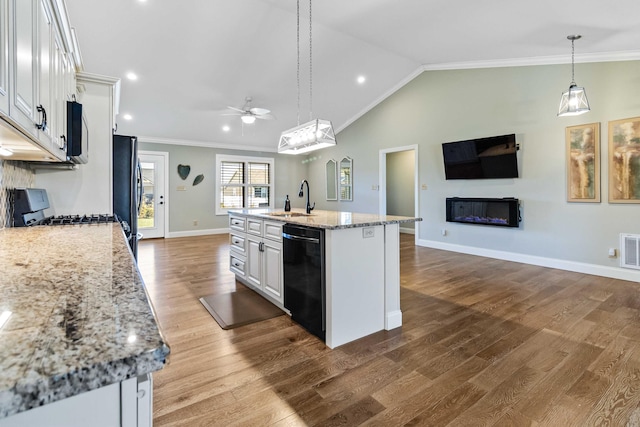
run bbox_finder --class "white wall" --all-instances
[305,60,640,278]
[34,76,116,215]
[137,141,308,233]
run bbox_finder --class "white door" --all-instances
[138,151,167,239]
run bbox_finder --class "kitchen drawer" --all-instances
[230,254,246,277]
[229,215,246,232]
[246,218,263,236]
[264,221,283,242]
[229,233,246,254]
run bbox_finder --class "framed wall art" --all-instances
[566,122,600,202]
[609,116,640,203]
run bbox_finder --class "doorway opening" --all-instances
[379,145,419,244]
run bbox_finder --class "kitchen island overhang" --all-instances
[227,208,421,348]
[0,223,170,422]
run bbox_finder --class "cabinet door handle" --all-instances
[36,105,48,131]
[59,135,67,150]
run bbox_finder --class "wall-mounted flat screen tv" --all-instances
[442,134,518,179]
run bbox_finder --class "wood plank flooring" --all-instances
[137,233,640,426]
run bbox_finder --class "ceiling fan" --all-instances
[221,97,275,124]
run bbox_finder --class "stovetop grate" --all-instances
[40,214,118,226]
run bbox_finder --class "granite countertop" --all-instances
[228,208,422,230]
[0,223,170,419]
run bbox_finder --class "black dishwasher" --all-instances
[283,224,326,341]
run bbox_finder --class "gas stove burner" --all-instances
[43,214,117,226]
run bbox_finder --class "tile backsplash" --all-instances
[0,160,35,228]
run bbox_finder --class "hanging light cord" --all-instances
[309,0,313,121]
[570,37,576,85]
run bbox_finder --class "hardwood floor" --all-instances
[137,233,640,426]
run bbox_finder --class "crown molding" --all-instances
[334,50,640,136]
[137,135,277,153]
[76,72,120,85]
[423,50,640,71]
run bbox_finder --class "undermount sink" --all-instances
[268,212,311,217]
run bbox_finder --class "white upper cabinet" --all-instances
[10,0,39,138]
[1,0,77,161]
[0,0,9,115]
[37,0,54,148]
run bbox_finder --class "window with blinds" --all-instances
[216,155,274,214]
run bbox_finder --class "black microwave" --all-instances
[66,100,88,164]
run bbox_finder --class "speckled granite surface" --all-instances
[0,223,170,419]
[228,208,421,229]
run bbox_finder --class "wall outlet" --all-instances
[608,248,617,258]
[371,184,379,191]
[363,227,375,238]
[441,228,447,236]
[193,220,198,226]
[421,184,428,190]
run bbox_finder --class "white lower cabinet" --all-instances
[262,237,283,301]
[229,215,283,306]
[0,375,152,427]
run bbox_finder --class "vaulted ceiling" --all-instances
[65,0,640,152]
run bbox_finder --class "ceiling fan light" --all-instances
[241,114,256,124]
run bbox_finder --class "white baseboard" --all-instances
[167,228,229,238]
[399,227,415,235]
[417,239,640,283]
[385,310,403,330]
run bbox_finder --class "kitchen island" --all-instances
[228,208,421,348]
[0,223,170,426]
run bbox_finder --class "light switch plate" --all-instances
[363,227,374,238]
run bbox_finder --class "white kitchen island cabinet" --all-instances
[228,208,421,349]
[229,215,284,306]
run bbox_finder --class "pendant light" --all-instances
[558,35,590,117]
[278,0,336,155]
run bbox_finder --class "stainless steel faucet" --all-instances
[298,180,315,214]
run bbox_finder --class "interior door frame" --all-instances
[139,150,169,239]
[379,145,419,244]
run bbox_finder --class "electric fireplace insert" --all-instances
[446,197,520,227]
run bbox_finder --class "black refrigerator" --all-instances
[113,134,141,259]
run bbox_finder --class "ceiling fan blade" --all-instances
[227,106,247,113]
[220,112,243,116]
[249,107,270,115]
[255,113,276,120]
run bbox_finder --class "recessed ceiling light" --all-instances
[357,75,366,84]
[126,72,138,81]
[222,125,230,132]
[123,114,133,120]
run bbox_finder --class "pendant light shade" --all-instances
[278,119,336,155]
[278,0,336,154]
[558,35,590,117]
